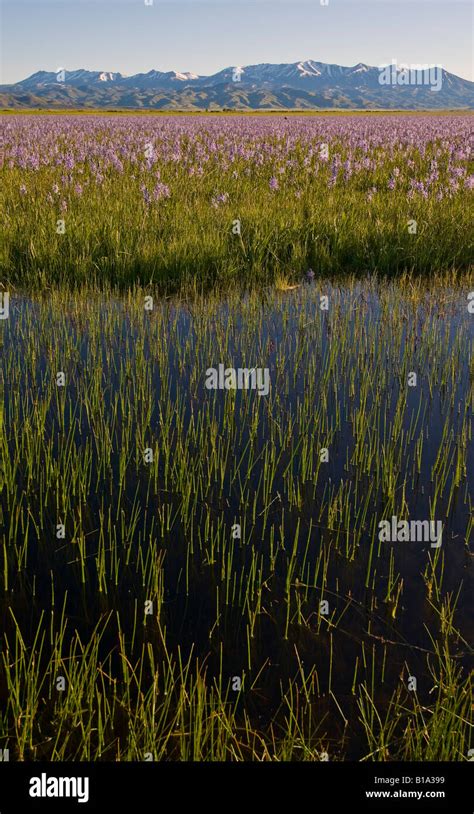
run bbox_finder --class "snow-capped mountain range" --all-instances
[1,60,472,109]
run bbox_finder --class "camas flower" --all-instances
[211,192,229,208]
[153,183,171,200]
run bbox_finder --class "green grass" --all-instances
[1,114,472,291]
[1,275,472,760]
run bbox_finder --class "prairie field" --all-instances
[0,113,473,762]
[0,113,473,289]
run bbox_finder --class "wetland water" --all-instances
[1,278,473,759]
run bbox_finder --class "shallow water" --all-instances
[1,280,473,758]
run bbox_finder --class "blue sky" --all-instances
[1,0,472,84]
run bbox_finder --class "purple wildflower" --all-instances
[153,183,171,200]
[211,192,229,208]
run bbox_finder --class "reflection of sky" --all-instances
[5,284,473,639]
[1,0,472,85]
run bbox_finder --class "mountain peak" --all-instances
[3,59,472,110]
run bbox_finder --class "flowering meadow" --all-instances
[0,113,473,764]
[1,113,473,288]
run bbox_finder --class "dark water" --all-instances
[1,282,473,757]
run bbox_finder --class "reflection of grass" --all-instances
[0,275,472,760]
[359,593,473,761]
[3,604,471,761]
